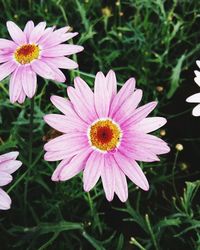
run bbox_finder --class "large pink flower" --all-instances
[0,151,22,210]
[44,71,170,202]
[0,20,83,103]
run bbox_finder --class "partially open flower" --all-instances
[0,151,22,210]
[44,70,170,202]
[0,21,84,103]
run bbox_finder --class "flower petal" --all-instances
[51,157,72,181]
[0,61,17,82]
[0,53,13,63]
[41,56,78,69]
[186,93,200,103]
[24,20,34,39]
[113,158,128,202]
[67,86,96,123]
[113,89,143,123]
[17,89,26,104]
[44,133,88,152]
[0,188,11,210]
[0,171,13,186]
[94,72,110,117]
[9,67,23,103]
[133,117,167,133]
[42,44,84,57]
[0,38,17,50]
[109,77,135,116]
[106,70,117,102]
[29,21,46,43]
[83,151,104,192]
[44,114,87,133]
[0,160,22,174]
[121,101,157,128]
[101,154,115,201]
[114,152,149,191]
[192,104,200,116]
[59,149,92,181]
[6,21,26,45]
[0,152,19,162]
[31,59,55,80]
[21,66,37,98]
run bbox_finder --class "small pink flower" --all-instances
[44,71,170,202]
[186,60,200,116]
[0,21,84,103]
[0,151,22,210]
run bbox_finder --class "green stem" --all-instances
[24,97,35,212]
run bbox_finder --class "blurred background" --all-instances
[0,0,200,249]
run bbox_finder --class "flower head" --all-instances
[186,60,200,116]
[44,71,170,202]
[0,21,83,103]
[0,151,22,210]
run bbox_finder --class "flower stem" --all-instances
[24,97,35,218]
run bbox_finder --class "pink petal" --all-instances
[0,38,17,50]
[42,32,78,48]
[24,20,34,39]
[50,95,86,125]
[113,160,128,202]
[31,59,55,80]
[6,21,26,45]
[114,152,149,191]
[17,89,26,104]
[0,160,22,174]
[29,21,46,43]
[59,149,92,181]
[133,117,167,133]
[113,89,143,123]
[105,70,117,102]
[83,151,104,192]
[0,53,13,63]
[101,154,115,201]
[21,66,37,98]
[0,171,13,186]
[121,101,157,128]
[109,77,136,116]
[51,157,72,181]
[44,114,87,133]
[192,104,200,116]
[0,188,11,210]
[67,86,96,123]
[0,151,19,162]
[40,56,78,69]
[41,58,66,82]
[44,133,88,152]
[38,27,54,46]
[74,77,97,117]
[42,44,84,57]
[0,61,17,82]
[119,143,160,162]
[94,72,110,117]
[186,93,200,103]
[9,67,23,103]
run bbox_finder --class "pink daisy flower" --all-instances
[44,71,170,202]
[0,151,22,210]
[186,60,200,116]
[0,20,84,103]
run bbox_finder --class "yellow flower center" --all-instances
[88,119,122,152]
[14,44,40,64]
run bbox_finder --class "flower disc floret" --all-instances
[14,44,40,64]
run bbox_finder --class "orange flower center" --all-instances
[88,119,122,152]
[14,44,40,64]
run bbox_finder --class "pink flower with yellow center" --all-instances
[0,151,22,210]
[0,21,83,103]
[44,71,170,202]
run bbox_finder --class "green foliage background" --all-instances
[0,0,200,249]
